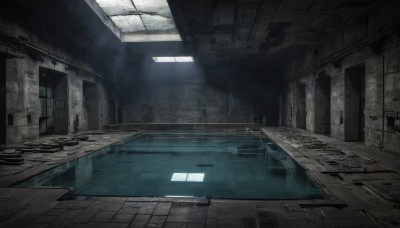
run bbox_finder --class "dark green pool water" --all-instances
[17,131,326,199]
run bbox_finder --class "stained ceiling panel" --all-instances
[133,0,171,16]
[110,15,146,33]
[141,14,177,31]
[96,0,134,16]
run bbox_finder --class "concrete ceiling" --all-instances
[2,0,383,71]
[164,0,381,65]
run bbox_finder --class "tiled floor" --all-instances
[0,128,399,227]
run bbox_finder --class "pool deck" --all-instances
[0,128,399,228]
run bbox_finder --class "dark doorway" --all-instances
[39,68,68,135]
[315,77,331,135]
[344,63,365,142]
[296,83,306,129]
[118,108,123,124]
[0,54,6,145]
[83,81,99,130]
[107,88,116,125]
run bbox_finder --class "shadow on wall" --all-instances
[118,58,283,125]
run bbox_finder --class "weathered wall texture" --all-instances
[121,64,280,124]
[5,56,116,145]
[1,18,117,145]
[281,1,400,154]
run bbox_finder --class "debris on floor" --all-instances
[0,132,133,178]
[0,148,24,165]
[277,131,382,174]
[72,135,89,141]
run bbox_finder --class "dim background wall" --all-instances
[120,62,281,124]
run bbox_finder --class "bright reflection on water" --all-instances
[17,131,326,199]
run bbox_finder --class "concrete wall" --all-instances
[0,18,117,145]
[68,71,116,134]
[120,63,280,125]
[383,47,400,153]
[281,0,400,154]
[5,58,39,144]
[4,56,116,144]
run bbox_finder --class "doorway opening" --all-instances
[83,81,99,130]
[107,88,116,125]
[296,83,306,129]
[315,77,331,135]
[0,54,6,145]
[344,63,365,142]
[39,68,68,135]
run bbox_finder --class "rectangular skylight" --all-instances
[174,56,194,62]
[152,56,194,63]
[153,57,176,62]
[94,0,182,42]
[122,34,181,42]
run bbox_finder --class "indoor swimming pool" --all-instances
[16,131,326,200]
